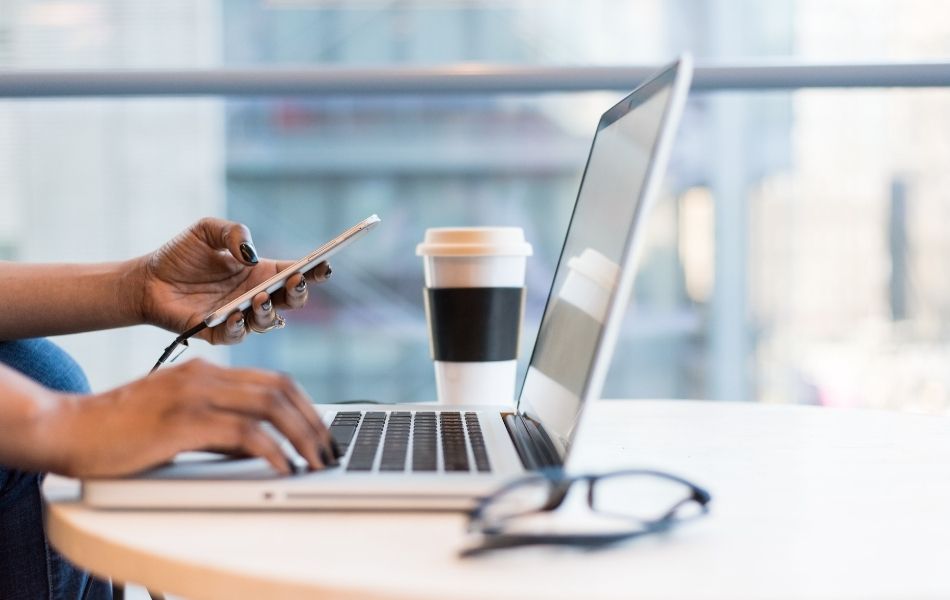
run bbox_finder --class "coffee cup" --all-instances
[416,227,533,406]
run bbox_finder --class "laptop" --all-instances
[82,55,693,510]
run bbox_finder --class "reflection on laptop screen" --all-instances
[517,73,677,456]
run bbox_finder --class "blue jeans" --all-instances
[0,339,111,600]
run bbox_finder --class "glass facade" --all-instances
[2,1,950,412]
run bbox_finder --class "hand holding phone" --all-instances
[149,214,381,373]
[203,214,381,328]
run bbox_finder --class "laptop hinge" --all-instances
[503,414,563,471]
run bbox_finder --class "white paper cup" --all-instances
[417,227,532,406]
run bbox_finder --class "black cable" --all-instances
[149,321,208,375]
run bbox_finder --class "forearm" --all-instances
[0,364,72,474]
[0,258,147,339]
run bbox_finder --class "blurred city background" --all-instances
[2,0,950,412]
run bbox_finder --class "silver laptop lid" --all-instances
[516,55,692,460]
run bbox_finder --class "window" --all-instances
[3,1,949,412]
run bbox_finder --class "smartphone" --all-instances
[203,214,381,328]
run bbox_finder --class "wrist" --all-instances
[13,386,82,477]
[37,393,82,476]
[121,255,151,327]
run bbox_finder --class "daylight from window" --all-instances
[2,0,949,413]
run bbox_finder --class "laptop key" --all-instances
[465,413,491,472]
[329,425,357,449]
[411,411,438,472]
[440,412,469,472]
[379,414,410,471]
[346,412,385,472]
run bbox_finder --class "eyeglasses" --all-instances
[461,468,711,557]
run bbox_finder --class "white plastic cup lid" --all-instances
[416,227,533,257]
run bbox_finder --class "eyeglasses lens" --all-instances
[591,474,699,522]
[480,477,554,526]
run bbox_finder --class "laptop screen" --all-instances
[516,61,687,458]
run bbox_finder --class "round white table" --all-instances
[44,401,950,599]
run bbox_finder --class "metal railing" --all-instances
[1,62,950,97]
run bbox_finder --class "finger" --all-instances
[283,273,309,310]
[267,263,327,311]
[308,261,332,283]
[193,217,260,266]
[205,380,325,470]
[209,384,325,470]
[271,372,337,460]
[212,367,335,461]
[209,312,248,346]
[273,260,332,283]
[196,413,291,476]
[251,291,277,330]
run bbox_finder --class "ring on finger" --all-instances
[248,312,286,334]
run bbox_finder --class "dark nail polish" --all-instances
[295,278,307,292]
[239,242,259,265]
[233,318,245,331]
[331,439,343,459]
[325,266,332,278]
[261,299,272,312]
[285,457,296,474]
[320,446,338,467]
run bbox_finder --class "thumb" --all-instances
[194,217,259,266]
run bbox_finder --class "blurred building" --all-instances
[221,0,793,403]
[0,0,226,386]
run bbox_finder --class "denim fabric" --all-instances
[0,339,111,600]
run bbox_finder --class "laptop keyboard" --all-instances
[329,411,491,473]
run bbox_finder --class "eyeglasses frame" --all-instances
[462,468,711,557]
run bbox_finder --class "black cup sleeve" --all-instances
[424,287,524,362]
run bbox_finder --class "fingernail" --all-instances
[325,266,332,279]
[261,299,272,312]
[295,278,307,292]
[321,446,339,467]
[233,317,245,332]
[331,439,342,459]
[286,457,296,474]
[239,242,259,265]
